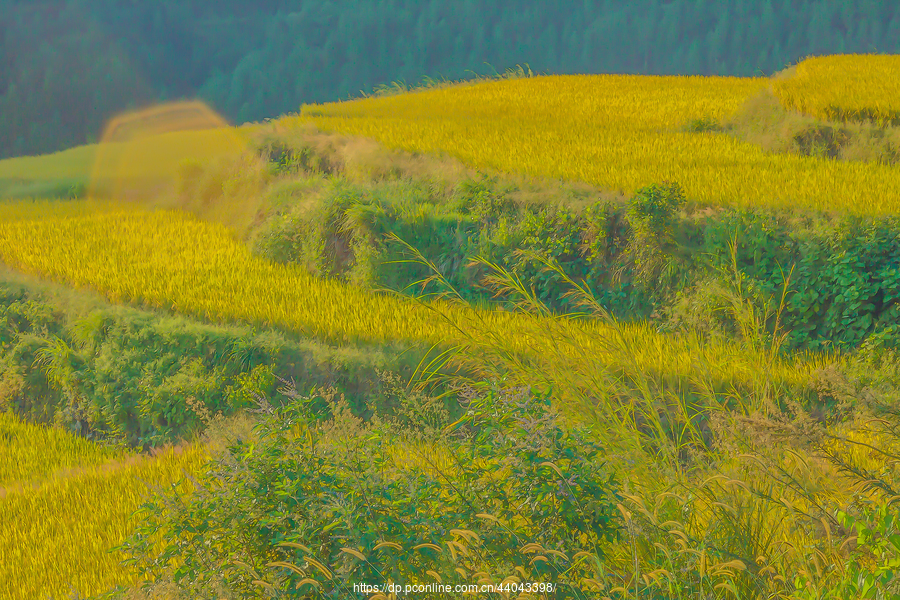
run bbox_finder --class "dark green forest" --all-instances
[2,0,899,159]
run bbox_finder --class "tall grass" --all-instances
[392,243,900,599]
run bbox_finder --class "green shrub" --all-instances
[788,503,900,599]
[695,213,900,350]
[452,175,518,225]
[118,379,622,599]
[626,181,685,237]
[511,206,596,310]
[0,283,431,447]
[254,137,336,176]
[251,169,900,352]
[683,116,725,133]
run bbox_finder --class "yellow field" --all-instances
[0,202,828,396]
[0,412,206,599]
[0,198,134,223]
[773,54,900,123]
[2,66,888,598]
[5,59,898,211]
[292,69,900,215]
[0,412,123,487]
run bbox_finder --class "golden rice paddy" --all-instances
[0,202,827,396]
[0,412,205,599]
[4,56,892,599]
[293,66,900,215]
[772,53,900,124]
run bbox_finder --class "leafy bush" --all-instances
[252,168,900,352]
[789,502,900,600]
[694,212,900,350]
[621,182,691,296]
[626,181,685,238]
[682,116,725,133]
[452,175,518,225]
[0,283,427,447]
[254,137,337,177]
[118,378,622,599]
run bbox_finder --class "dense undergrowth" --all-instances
[0,275,433,448]
[117,379,622,599]
[102,258,900,600]
[246,129,900,353]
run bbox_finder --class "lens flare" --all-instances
[88,100,249,201]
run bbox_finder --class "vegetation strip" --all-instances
[0,204,825,399]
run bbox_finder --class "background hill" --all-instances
[2,0,900,159]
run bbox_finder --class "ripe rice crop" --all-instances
[772,54,900,124]
[0,415,205,599]
[0,198,131,223]
[292,70,900,215]
[0,202,828,397]
[0,412,124,488]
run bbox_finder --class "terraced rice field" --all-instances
[0,412,205,599]
[0,202,827,396]
[292,67,900,215]
[772,53,900,123]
